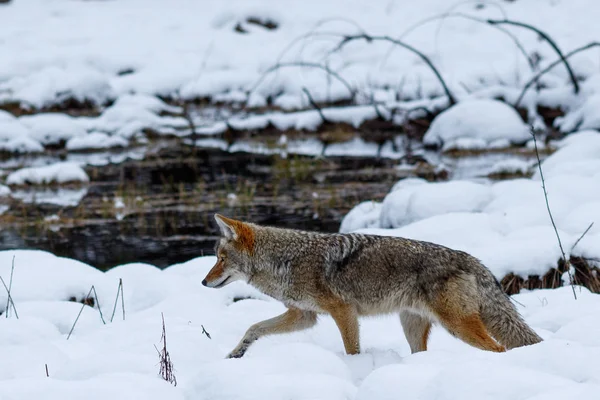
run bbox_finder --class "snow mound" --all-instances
[555,94,600,132]
[345,130,600,279]
[423,100,530,150]
[66,132,129,151]
[339,201,382,233]
[18,113,86,146]
[6,162,89,185]
[379,180,492,229]
[0,249,599,399]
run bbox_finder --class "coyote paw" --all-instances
[225,348,246,359]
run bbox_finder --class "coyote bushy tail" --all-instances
[478,277,543,349]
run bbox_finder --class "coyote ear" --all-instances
[215,214,237,240]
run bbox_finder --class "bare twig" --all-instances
[90,286,106,325]
[0,275,18,319]
[330,34,456,105]
[156,313,177,386]
[486,19,579,93]
[5,255,15,318]
[201,324,212,339]
[515,42,600,107]
[530,127,577,299]
[571,222,594,253]
[67,285,105,339]
[302,87,329,123]
[110,278,125,322]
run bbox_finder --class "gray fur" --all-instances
[211,218,542,357]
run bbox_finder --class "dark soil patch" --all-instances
[501,256,600,295]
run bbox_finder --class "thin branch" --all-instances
[302,87,328,123]
[515,42,600,107]
[0,275,18,319]
[201,325,212,339]
[334,34,456,105]
[90,286,106,325]
[157,313,177,386]
[487,19,580,93]
[571,222,594,252]
[110,278,125,322]
[530,127,577,299]
[5,255,15,318]
[67,286,94,340]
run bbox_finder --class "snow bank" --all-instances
[0,0,599,145]
[0,249,598,399]
[423,99,530,150]
[343,130,600,278]
[6,162,89,185]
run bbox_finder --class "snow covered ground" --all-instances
[342,129,600,280]
[0,250,598,400]
[1,0,600,152]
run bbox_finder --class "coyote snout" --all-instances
[203,214,542,359]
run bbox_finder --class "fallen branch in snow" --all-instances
[515,42,600,107]
[388,8,536,73]
[486,18,579,94]
[5,256,15,318]
[109,278,125,322]
[329,34,456,105]
[67,285,106,340]
[0,275,18,319]
[155,313,177,386]
[530,127,577,300]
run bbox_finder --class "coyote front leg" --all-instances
[227,308,317,358]
[325,303,360,355]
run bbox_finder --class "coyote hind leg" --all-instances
[399,311,432,354]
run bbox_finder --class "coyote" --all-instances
[203,214,542,358]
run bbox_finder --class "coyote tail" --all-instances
[479,283,543,349]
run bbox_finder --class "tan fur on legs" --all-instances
[431,276,505,352]
[437,312,505,352]
[227,308,317,358]
[400,311,432,353]
[319,300,360,355]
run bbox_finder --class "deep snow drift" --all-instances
[0,250,598,400]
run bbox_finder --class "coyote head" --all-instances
[202,214,255,288]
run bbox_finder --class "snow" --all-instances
[19,113,87,146]
[423,99,531,150]
[555,94,600,133]
[6,161,89,185]
[66,132,129,151]
[0,0,599,150]
[343,130,600,279]
[0,250,598,399]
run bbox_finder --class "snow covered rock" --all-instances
[423,99,530,150]
[6,162,89,185]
